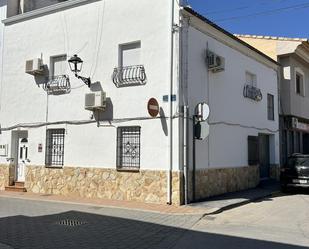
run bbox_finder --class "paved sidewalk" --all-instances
[190,180,280,214]
[0,191,206,215]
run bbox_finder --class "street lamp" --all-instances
[68,54,91,87]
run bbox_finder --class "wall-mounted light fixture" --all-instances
[68,54,91,88]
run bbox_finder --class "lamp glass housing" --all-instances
[68,54,83,73]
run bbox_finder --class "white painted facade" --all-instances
[0,1,279,202]
[0,0,179,171]
[186,26,279,169]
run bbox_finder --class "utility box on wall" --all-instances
[0,144,8,156]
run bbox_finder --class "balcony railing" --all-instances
[43,75,71,95]
[112,65,147,88]
[243,84,263,102]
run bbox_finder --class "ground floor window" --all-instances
[45,129,65,167]
[117,126,141,170]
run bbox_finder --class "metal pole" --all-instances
[183,106,189,204]
[167,0,175,205]
[192,115,196,202]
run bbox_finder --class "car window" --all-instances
[287,158,309,168]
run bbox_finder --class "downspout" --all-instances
[167,0,175,205]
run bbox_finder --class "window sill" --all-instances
[45,166,64,169]
[3,0,99,25]
[116,167,140,173]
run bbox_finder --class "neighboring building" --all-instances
[0,0,279,205]
[237,34,309,170]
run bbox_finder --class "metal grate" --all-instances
[112,65,146,87]
[117,127,141,170]
[45,129,65,167]
[56,219,86,227]
[243,84,263,102]
[43,75,71,95]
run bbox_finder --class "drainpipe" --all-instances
[167,0,175,205]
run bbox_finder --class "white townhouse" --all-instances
[0,0,279,205]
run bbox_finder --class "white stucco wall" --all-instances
[186,26,280,169]
[0,0,181,171]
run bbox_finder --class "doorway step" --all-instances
[5,182,27,192]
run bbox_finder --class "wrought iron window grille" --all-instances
[117,126,141,170]
[243,84,263,102]
[45,129,65,167]
[43,75,71,95]
[112,65,146,87]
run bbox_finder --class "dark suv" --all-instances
[281,154,309,191]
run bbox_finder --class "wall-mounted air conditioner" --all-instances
[291,117,298,129]
[25,58,44,75]
[206,51,225,73]
[85,91,107,111]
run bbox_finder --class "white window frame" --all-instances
[295,67,305,97]
[50,54,67,77]
[118,41,141,68]
[245,71,257,87]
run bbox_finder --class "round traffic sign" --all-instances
[195,102,210,121]
[147,98,160,117]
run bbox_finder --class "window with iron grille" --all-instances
[117,126,141,170]
[45,129,65,167]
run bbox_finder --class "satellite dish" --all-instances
[195,102,210,122]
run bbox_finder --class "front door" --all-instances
[16,138,28,182]
[259,134,270,179]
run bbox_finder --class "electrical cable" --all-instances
[0,115,181,132]
[214,2,309,22]
[90,0,106,78]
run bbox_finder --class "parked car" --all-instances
[280,154,309,192]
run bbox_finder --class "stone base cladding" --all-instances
[194,165,260,200]
[0,164,9,190]
[270,164,280,180]
[25,166,182,205]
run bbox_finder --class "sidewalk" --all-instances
[0,180,280,216]
[0,190,206,215]
[189,179,280,214]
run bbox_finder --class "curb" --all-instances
[202,190,280,216]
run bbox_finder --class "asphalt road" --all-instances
[173,192,309,249]
[0,192,309,249]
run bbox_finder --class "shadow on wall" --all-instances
[160,107,168,136]
[34,65,49,86]
[90,81,114,122]
[0,210,307,249]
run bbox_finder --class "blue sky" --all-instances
[187,0,309,38]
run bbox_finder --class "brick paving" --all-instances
[0,191,206,215]
[0,195,203,249]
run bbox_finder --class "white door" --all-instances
[17,138,28,182]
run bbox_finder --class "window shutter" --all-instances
[248,136,259,165]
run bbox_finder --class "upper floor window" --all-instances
[246,71,257,87]
[7,0,69,17]
[24,0,69,13]
[267,94,275,121]
[295,69,305,97]
[119,41,141,68]
[50,55,67,77]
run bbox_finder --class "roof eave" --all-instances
[183,7,279,67]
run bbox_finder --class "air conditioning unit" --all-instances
[206,51,225,73]
[291,117,298,129]
[25,58,44,75]
[85,91,107,111]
